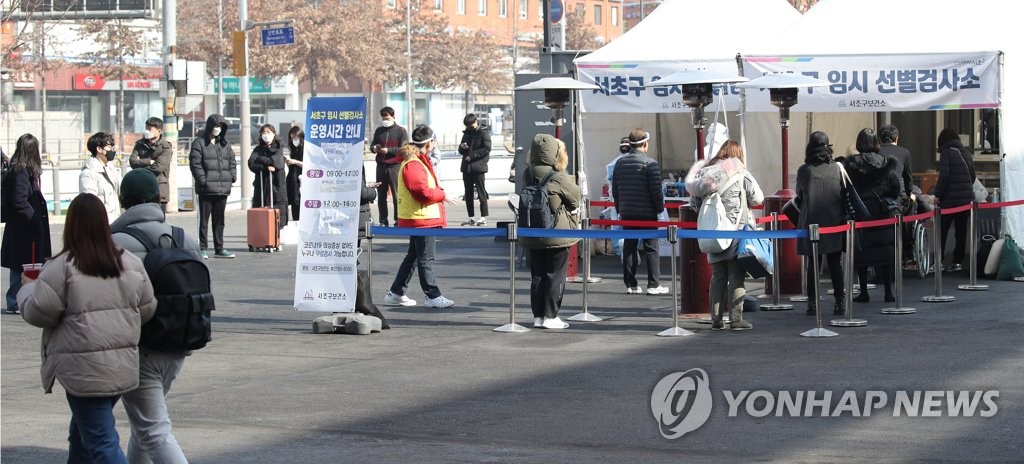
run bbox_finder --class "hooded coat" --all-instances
[518,135,581,251]
[934,139,976,208]
[685,157,764,263]
[189,114,237,197]
[842,152,903,266]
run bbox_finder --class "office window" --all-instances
[457,0,465,14]
[611,6,618,26]
[519,0,527,18]
[434,0,443,10]
[539,0,545,20]
[594,5,602,25]
[499,0,507,17]
[387,0,396,8]
[478,0,487,15]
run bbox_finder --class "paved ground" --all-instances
[2,198,1022,463]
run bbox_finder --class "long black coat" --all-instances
[189,114,237,196]
[248,141,287,208]
[843,153,903,267]
[795,161,846,255]
[1,167,52,268]
[934,140,976,208]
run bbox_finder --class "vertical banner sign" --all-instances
[293,97,367,312]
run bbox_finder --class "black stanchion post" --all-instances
[882,215,916,314]
[570,217,603,322]
[762,212,794,311]
[832,220,867,327]
[801,224,838,337]
[494,223,530,333]
[958,202,989,291]
[922,207,956,303]
[658,225,694,337]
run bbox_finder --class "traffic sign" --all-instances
[261,26,295,46]
[550,0,564,23]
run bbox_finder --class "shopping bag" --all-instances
[736,225,772,279]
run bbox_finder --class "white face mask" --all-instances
[291,138,302,147]
[143,129,156,140]
[211,126,222,137]
[261,133,274,143]
[381,119,394,128]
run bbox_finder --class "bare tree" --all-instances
[564,6,603,51]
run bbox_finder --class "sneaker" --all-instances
[711,318,724,330]
[946,263,964,272]
[533,317,544,328]
[383,291,416,307]
[626,287,642,294]
[473,217,487,226]
[540,317,569,329]
[201,250,209,260]
[4,308,20,315]
[460,219,477,226]
[646,285,669,295]
[730,320,753,331]
[424,295,455,308]
[213,250,235,259]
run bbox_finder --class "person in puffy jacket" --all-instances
[80,131,122,223]
[686,140,764,331]
[612,128,667,295]
[189,114,237,259]
[519,133,581,330]
[458,113,491,226]
[19,193,156,464]
[248,124,288,228]
[934,128,976,272]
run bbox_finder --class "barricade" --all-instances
[921,206,955,303]
[830,221,866,327]
[881,214,916,314]
[801,224,839,338]
[568,217,602,322]
[957,202,989,291]
[760,213,794,311]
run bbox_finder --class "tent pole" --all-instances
[735,53,748,156]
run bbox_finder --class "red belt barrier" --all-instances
[942,203,973,214]
[591,219,699,229]
[902,211,934,223]
[819,224,850,235]
[589,200,764,210]
[854,217,899,229]
[979,199,1024,209]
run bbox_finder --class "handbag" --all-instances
[736,224,772,279]
[782,197,800,226]
[837,163,871,221]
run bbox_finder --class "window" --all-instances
[457,0,465,14]
[519,0,527,18]
[499,0,507,17]
[539,0,545,20]
[387,0,396,8]
[434,0,443,10]
[611,6,618,26]
[594,5,602,25]
[478,0,487,15]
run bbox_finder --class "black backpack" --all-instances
[117,225,215,351]
[518,171,558,229]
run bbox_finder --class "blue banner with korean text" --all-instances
[294,97,367,312]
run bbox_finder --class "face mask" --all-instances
[211,127,222,137]
[261,133,274,143]
[143,130,156,140]
[291,138,302,147]
[382,119,394,128]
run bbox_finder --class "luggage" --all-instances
[248,171,281,252]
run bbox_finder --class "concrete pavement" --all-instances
[2,198,1022,463]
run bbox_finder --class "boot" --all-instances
[806,302,817,316]
[853,284,869,303]
[833,291,846,316]
[730,306,752,331]
[884,284,895,303]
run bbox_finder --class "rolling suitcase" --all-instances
[248,171,281,252]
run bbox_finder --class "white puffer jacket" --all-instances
[79,156,122,223]
[19,252,156,396]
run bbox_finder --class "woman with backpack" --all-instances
[686,140,764,331]
[18,193,156,463]
[518,134,581,330]
[2,133,52,314]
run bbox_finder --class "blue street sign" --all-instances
[261,26,295,46]
[550,0,564,23]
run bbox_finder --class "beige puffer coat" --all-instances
[19,252,156,396]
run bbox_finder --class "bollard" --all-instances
[569,218,603,322]
[365,221,374,288]
[882,215,916,314]
[958,203,989,291]
[922,207,956,303]
[801,224,838,338]
[762,212,794,311]
[494,223,530,333]
[658,225,694,337]
[790,255,809,302]
[832,220,867,327]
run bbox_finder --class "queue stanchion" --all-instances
[882,214,916,314]
[762,212,794,311]
[494,223,530,333]
[922,206,956,303]
[365,221,374,288]
[832,220,867,327]
[958,202,989,291]
[790,255,809,302]
[568,200,602,284]
[569,217,603,322]
[658,225,694,337]
[801,224,838,338]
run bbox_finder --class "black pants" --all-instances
[529,247,570,319]
[806,251,845,299]
[376,163,400,226]
[622,231,660,288]
[198,194,227,251]
[941,210,969,265]
[462,172,489,217]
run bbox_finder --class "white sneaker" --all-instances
[626,287,642,294]
[541,317,569,329]
[647,285,669,295]
[424,295,455,308]
[383,291,416,306]
[533,317,544,328]
[474,217,487,226]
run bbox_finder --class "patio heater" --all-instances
[646,70,748,317]
[515,77,600,283]
[737,73,828,296]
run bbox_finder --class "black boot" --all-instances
[884,285,895,303]
[806,302,817,316]
[833,291,846,316]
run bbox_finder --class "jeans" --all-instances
[622,231,660,288]
[389,234,441,299]
[710,259,746,319]
[65,393,127,464]
[462,172,489,217]
[198,195,227,251]
[6,264,22,311]
[122,349,188,464]
[529,247,570,319]
[375,164,400,226]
